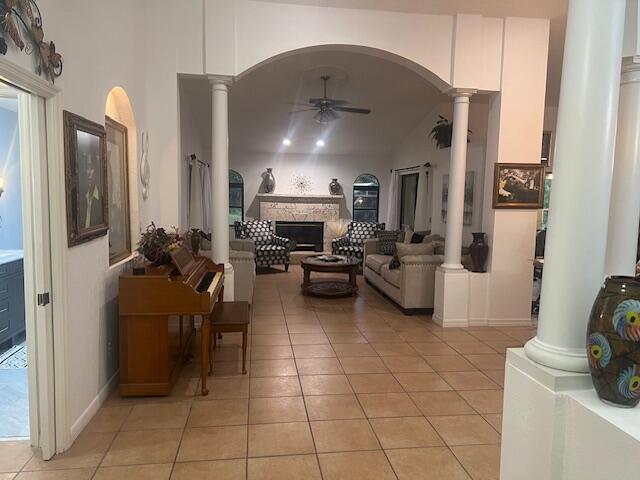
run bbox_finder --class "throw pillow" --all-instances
[395,241,435,259]
[410,232,425,243]
[403,228,414,244]
[376,230,401,256]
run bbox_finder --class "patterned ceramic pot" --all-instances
[329,178,341,195]
[263,168,275,193]
[587,276,640,407]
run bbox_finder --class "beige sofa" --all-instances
[363,239,442,312]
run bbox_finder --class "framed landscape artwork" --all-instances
[64,110,109,246]
[493,163,545,209]
[442,172,474,225]
[105,116,131,264]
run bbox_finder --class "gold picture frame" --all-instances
[64,110,109,247]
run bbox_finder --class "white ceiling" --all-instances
[228,49,444,156]
[253,0,569,106]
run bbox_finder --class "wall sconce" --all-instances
[0,177,5,198]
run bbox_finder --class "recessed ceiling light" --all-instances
[316,139,325,147]
[282,138,291,146]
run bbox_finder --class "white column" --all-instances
[434,89,475,328]
[524,0,626,372]
[605,58,640,277]
[210,76,234,300]
[442,90,474,269]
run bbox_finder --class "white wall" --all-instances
[230,150,390,223]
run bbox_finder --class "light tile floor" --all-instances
[0,266,536,479]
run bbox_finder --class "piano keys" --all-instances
[118,248,224,397]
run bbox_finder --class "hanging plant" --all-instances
[429,115,472,149]
[0,0,63,82]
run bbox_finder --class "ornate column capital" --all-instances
[447,88,477,99]
[208,74,234,88]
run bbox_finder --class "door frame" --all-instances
[0,56,69,458]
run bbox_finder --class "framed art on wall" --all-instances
[64,110,109,246]
[442,171,474,225]
[493,163,545,209]
[105,116,131,264]
[541,131,553,170]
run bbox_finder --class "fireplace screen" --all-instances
[275,221,324,252]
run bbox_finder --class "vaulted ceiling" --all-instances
[229,49,443,156]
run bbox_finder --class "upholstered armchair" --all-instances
[234,220,291,271]
[331,221,385,264]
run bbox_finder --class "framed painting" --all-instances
[105,116,131,264]
[541,131,553,169]
[493,163,545,209]
[64,110,108,246]
[442,171,474,225]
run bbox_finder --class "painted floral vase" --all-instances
[329,178,341,195]
[469,232,489,273]
[263,168,275,193]
[587,276,640,407]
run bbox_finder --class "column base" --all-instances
[524,336,589,373]
[223,263,235,302]
[433,267,469,327]
[502,348,639,479]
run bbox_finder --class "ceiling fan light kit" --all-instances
[290,75,372,124]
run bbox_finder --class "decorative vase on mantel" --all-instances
[469,232,489,273]
[329,178,341,195]
[263,168,275,194]
[587,276,640,408]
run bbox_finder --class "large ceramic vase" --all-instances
[469,232,489,273]
[329,178,341,195]
[587,276,640,408]
[263,168,275,193]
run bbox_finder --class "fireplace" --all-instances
[276,221,324,252]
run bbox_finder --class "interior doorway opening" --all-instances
[0,84,28,439]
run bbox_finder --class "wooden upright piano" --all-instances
[118,249,224,397]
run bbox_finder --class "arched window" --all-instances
[353,174,380,223]
[229,169,244,226]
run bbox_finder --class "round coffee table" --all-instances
[300,255,360,298]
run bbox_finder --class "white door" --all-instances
[17,91,56,458]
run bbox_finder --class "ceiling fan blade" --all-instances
[333,106,371,114]
[309,98,349,105]
[286,101,314,107]
[289,108,317,114]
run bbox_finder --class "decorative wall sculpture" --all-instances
[0,0,63,82]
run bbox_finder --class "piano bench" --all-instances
[210,301,251,375]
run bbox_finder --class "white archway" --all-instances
[105,86,140,257]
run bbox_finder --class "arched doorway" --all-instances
[105,87,139,264]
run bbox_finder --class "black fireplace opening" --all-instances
[276,221,324,252]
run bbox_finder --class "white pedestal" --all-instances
[468,272,489,326]
[433,267,469,327]
[502,349,640,479]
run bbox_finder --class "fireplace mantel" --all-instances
[258,193,344,252]
[256,193,343,201]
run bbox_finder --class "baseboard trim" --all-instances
[432,313,469,328]
[488,317,534,327]
[69,370,119,442]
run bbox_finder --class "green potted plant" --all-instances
[429,115,472,149]
[136,223,183,266]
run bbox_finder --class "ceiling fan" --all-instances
[290,75,372,124]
